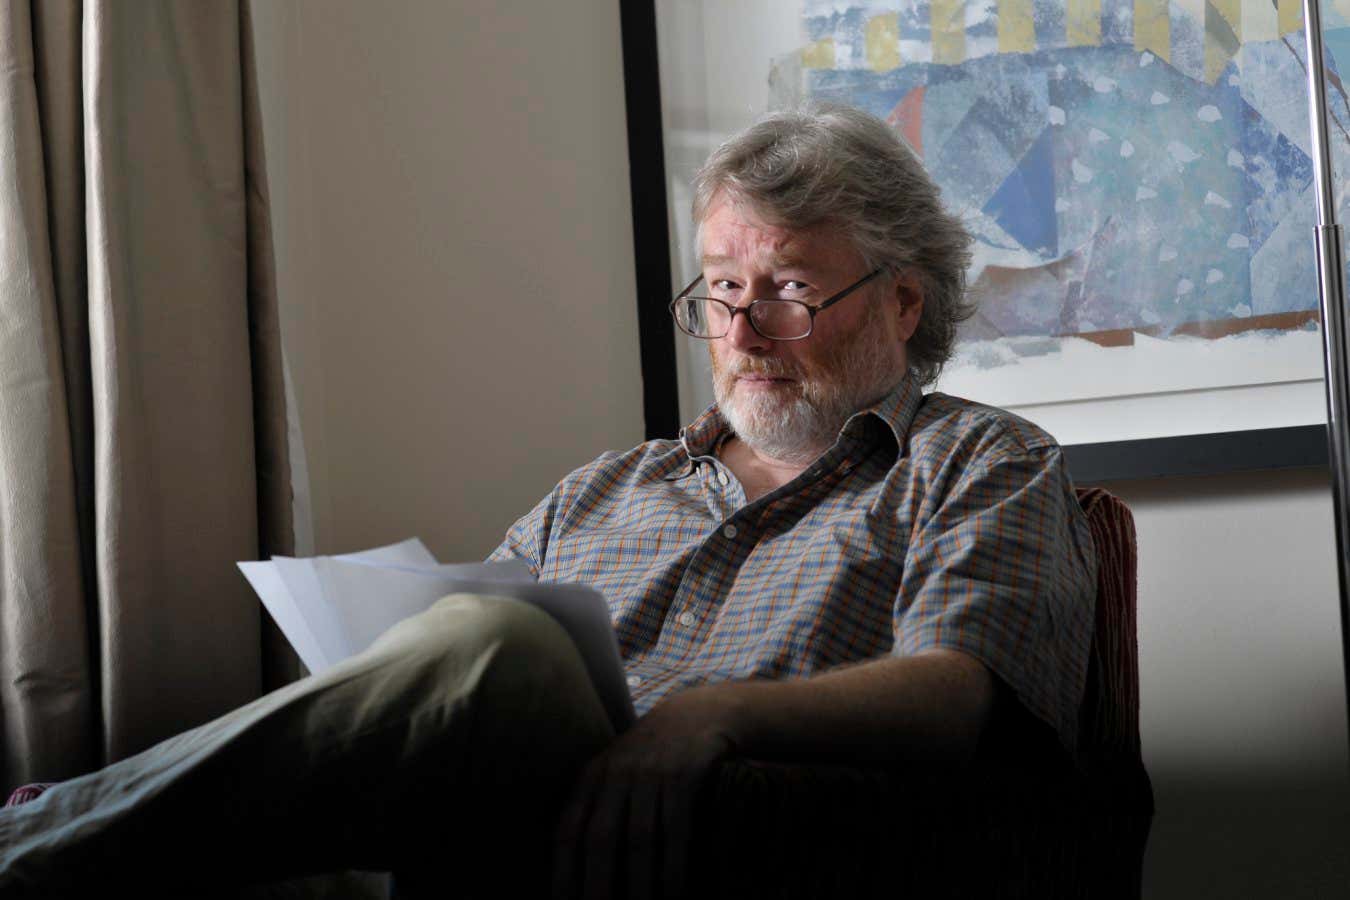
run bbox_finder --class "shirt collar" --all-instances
[677,372,924,463]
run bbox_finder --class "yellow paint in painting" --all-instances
[998,0,1036,53]
[1204,0,1241,84]
[865,13,901,71]
[1278,0,1303,34]
[1067,0,1102,47]
[1240,0,1278,42]
[1203,42,1233,83]
[1336,0,1350,26]
[1211,0,1241,34]
[932,0,967,64]
[801,37,836,69]
[1134,0,1170,63]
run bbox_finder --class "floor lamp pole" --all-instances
[1302,0,1350,748]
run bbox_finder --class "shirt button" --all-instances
[722,524,738,539]
[626,674,642,689]
[678,611,696,627]
[717,472,729,487]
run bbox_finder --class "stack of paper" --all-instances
[238,538,635,731]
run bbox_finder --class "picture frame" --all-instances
[618,0,1333,482]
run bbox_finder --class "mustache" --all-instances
[725,358,802,379]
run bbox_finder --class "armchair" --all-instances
[680,487,1153,898]
[9,491,1152,899]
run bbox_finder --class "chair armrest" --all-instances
[686,757,1153,899]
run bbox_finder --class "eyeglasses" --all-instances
[668,269,883,341]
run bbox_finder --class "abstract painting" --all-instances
[784,0,1343,439]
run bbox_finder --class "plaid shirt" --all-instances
[489,375,1097,753]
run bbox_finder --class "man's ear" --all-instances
[893,272,924,342]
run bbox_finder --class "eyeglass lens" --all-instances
[676,298,811,339]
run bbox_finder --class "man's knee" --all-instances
[363,594,602,725]
[369,593,571,673]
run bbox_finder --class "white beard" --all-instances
[713,302,905,466]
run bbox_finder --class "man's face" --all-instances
[699,196,922,464]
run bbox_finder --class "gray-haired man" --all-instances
[1,104,1095,900]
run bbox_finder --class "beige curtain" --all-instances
[0,0,294,793]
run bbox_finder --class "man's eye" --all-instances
[711,280,740,294]
[781,281,811,294]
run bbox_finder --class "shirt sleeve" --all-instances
[484,491,552,576]
[894,444,1097,755]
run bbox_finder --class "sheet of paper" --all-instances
[238,561,328,674]
[238,541,634,731]
[336,558,537,584]
[310,561,633,730]
[334,537,438,567]
[271,556,353,669]
[310,559,539,660]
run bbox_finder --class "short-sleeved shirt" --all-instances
[488,374,1097,754]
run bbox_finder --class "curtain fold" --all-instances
[0,0,293,792]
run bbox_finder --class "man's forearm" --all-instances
[695,650,999,766]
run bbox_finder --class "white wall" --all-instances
[1106,468,1350,898]
[251,2,1350,895]
[250,0,645,562]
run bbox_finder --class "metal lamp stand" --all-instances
[1302,0,1350,745]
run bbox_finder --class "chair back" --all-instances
[1074,487,1142,768]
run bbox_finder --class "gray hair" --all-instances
[691,102,973,386]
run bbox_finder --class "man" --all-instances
[0,103,1094,898]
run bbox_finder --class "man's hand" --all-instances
[550,650,997,899]
[551,684,745,900]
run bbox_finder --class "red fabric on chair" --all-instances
[1076,487,1142,764]
[5,783,53,807]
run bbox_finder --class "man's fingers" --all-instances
[553,761,604,900]
[625,776,662,900]
[580,776,628,900]
[659,771,700,900]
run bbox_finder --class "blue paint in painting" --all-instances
[1323,27,1350,77]
[1100,0,1134,45]
[898,0,933,48]
[802,9,1335,341]
[1032,0,1067,48]
[1238,103,1313,257]
[984,127,1059,257]
[929,56,1050,210]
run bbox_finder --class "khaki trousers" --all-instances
[0,595,615,897]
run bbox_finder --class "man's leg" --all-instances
[0,594,614,897]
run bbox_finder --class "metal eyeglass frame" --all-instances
[668,268,885,341]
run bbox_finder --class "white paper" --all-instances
[335,536,439,567]
[237,540,635,731]
[238,561,327,672]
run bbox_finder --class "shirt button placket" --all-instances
[678,611,696,628]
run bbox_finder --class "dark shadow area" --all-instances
[1145,770,1350,899]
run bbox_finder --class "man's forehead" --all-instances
[699,221,827,269]
[700,249,814,269]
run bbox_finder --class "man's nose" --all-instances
[722,305,773,354]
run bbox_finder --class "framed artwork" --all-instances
[621,0,1339,480]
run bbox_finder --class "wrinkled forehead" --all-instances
[696,193,860,271]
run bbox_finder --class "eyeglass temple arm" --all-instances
[675,274,705,299]
[674,268,881,308]
[811,268,885,314]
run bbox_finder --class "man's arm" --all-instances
[553,650,997,900]
[704,648,997,763]
[554,442,1093,899]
